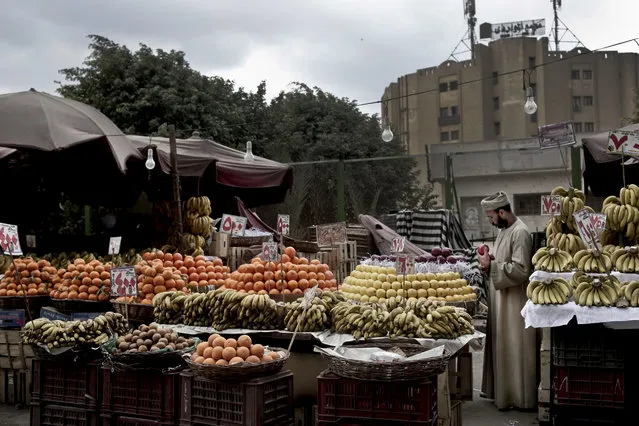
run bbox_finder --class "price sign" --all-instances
[316,222,347,247]
[301,285,320,308]
[607,130,639,156]
[392,238,406,253]
[110,266,138,297]
[573,209,602,251]
[541,195,562,216]
[108,237,122,255]
[0,223,22,256]
[395,254,415,276]
[220,214,247,237]
[277,214,290,235]
[590,213,607,232]
[261,242,279,262]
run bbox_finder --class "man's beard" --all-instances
[491,217,509,229]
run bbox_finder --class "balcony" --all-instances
[438,115,461,126]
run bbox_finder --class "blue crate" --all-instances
[0,309,25,328]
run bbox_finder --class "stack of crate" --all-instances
[0,330,34,407]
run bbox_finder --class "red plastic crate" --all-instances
[30,401,99,426]
[101,367,179,422]
[317,370,437,425]
[179,369,294,426]
[31,359,100,408]
[100,413,174,426]
[553,366,625,409]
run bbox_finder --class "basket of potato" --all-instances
[185,333,289,380]
[106,323,198,371]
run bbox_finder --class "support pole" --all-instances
[169,125,184,251]
[336,160,345,222]
[445,154,455,210]
[571,146,582,190]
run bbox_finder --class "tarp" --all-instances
[581,123,639,164]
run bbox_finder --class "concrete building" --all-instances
[382,36,639,241]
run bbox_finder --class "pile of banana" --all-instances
[543,187,589,255]
[532,247,573,272]
[545,223,587,255]
[0,256,11,274]
[551,186,587,231]
[526,278,572,304]
[210,289,245,330]
[611,246,639,273]
[331,301,389,340]
[284,292,346,332]
[420,305,474,339]
[22,312,128,349]
[623,281,639,307]
[238,293,283,330]
[571,272,620,307]
[101,249,143,267]
[573,249,613,273]
[603,186,639,242]
[183,292,216,326]
[153,291,188,324]
[39,252,97,269]
[184,196,213,257]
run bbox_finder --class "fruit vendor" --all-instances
[477,191,537,411]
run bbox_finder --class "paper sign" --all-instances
[541,195,562,216]
[220,214,247,237]
[108,237,122,255]
[538,121,576,149]
[395,254,415,276]
[607,130,639,156]
[316,222,347,247]
[261,242,279,262]
[301,285,320,308]
[590,213,607,231]
[392,238,406,253]
[573,209,601,251]
[26,235,36,248]
[277,214,290,235]
[110,266,138,297]
[0,223,22,256]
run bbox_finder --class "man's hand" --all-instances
[478,251,491,270]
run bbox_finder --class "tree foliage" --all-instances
[56,36,436,234]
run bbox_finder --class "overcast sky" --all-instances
[1,0,638,116]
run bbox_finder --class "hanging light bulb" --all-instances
[145,147,156,170]
[244,141,255,162]
[381,126,394,143]
[524,87,538,115]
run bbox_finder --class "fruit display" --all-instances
[189,334,282,366]
[112,323,196,354]
[571,272,620,307]
[183,292,214,327]
[532,247,573,272]
[209,289,282,330]
[0,257,56,296]
[526,278,572,305]
[221,247,337,294]
[22,312,127,349]
[602,185,639,244]
[50,258,112,301]
[283,291,347,332]
[543,187,589,255]
[611,246,639,273]
[153,291,188,324]
[573,249,613,273]
[341,264,476,303]
[184,196,214,256]
[622,281,639,306]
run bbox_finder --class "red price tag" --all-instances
[110,266,138,297]
[261,242,279,262]
[540,195,562,216]
[590,213,607,232]
[395,254,415,275]
[392,238,406,253]
[573,209,601,250]
[277,214,290,235]
[220,214,247,236]
[0,223,22,256]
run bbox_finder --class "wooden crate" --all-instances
[0,330,34,407]
[308,225,371,258]
[448,345,473,401]
[209,232,230,258]
[336,261,357,286]
[0,331,33,369]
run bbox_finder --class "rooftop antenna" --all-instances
[550,0,584,51]
[448,0,477,61]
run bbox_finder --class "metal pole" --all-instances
[169,125,184,251]
[571,146,582,190]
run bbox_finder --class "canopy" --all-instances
[582,123,639,164]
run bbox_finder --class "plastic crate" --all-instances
[553,366,625,409]
[317,370,436,425]
[552,325,624,369]
[550,405,626,425]
[101,367,179,422]
[101,413,174,426]
[31,359,100,408]
[179,369,294,426]
[30,402,98,426]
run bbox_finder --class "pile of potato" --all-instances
[112,323,196,354]
[190,334,281,366]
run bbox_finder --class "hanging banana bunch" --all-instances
[183,196,214,251]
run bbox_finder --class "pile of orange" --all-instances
[221,247,338,295]
[0,258,56,297]
[50,258,111,301]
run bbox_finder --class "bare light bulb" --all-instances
[381,126,394,143]
[524,87,538,115]
[145,147,156,170]
[244,141,255,162]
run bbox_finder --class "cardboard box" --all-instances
[211,232,230,258]
[40,307,71,321]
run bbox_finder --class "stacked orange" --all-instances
[50,258,111,301]
[0,258,56,296]
[221,246,338,295]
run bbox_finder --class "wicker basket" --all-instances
[320,342,449,381]
[184,347,289,380]
[104,339,198,372]
[51,299,113,314]
[231,235,272,247]
[112,302,155,323]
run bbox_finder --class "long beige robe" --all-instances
[481,218,537,410]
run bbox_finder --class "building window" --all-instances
[450,105,459,116]
[585,122,595,132]
[572,96,582,112]
[573,122,583,133]
[449,80,459,91]
[571,70,580,79]
[440,132,450,142]
[450,130,460,140]
[440,107,449,117]
[514,193,546,216]
[583,70,593,80]
[531,112,538,123]
[528,56,536,69]
[492,71,499,85]
[583,96,593,106]
[494,122,501,136]
[439,82,448,92]
[493,97,500,110]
